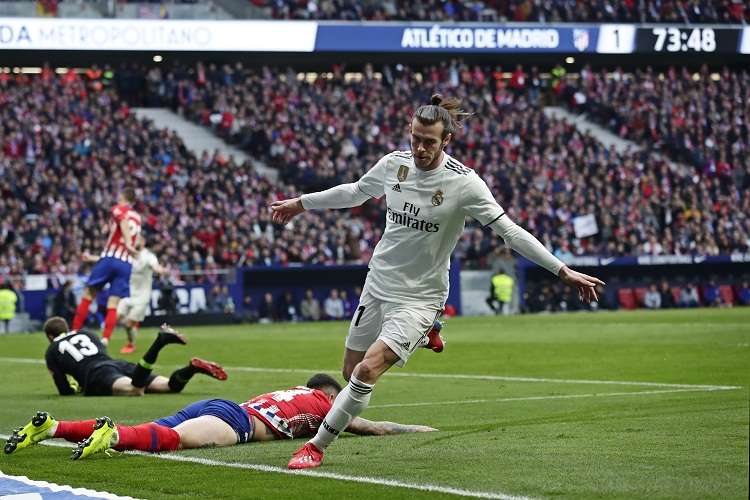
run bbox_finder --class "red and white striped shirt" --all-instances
[102,203,141,263]
[241,386,333,439]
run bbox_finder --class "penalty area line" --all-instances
[0,435,533,500]
[368,387,736,409]
[0,356,741,391]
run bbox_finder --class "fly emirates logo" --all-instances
[387,202,440,233]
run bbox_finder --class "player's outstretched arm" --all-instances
[81,251,99,264]
[346,417,437,436]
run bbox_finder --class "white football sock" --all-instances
[309,374,373,450]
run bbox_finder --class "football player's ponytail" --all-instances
[414,93,472,138]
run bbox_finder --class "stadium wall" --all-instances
[18,263,463,322]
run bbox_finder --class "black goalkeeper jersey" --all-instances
[45,329,111,395]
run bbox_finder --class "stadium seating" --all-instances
[719,285,735,305]
[617,288,637,310]
[0,70,378,280]
[260,0,750,23]
[154,62,749,265]
[1,63,748,291]
[633,287,648,307]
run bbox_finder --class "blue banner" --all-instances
[315,23,599,53]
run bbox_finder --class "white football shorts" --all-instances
[345,287,442,367]
[116,296,150,323]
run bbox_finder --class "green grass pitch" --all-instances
[1,308,748,499]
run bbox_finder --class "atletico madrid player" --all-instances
[71,188,141,346]
[4,374,435,459]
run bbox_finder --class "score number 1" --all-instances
[596,25,636,53]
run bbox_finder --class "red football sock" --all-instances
[102,308,118,340]
[72,298,92,330]
[115,423,180,452]
[53,420,98,443]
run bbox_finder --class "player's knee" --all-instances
[342,361,358,381]
[352,359,379,384]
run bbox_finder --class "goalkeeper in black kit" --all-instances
[42,316,227,396]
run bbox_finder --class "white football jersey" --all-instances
[355,151,505,306]
[129,248,159,301]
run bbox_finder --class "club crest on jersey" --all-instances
[431,189,444,206]
[397,165,409,182]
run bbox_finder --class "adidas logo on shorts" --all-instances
[400,341,410,350]
[392,184,401,192]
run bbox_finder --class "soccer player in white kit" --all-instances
[86,235,168,354]
[271,94,605,469]
[116,235,168,353]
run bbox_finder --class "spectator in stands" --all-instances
[52,280,77,324]
[702,280,723,307]
[323,289,345,320]
[659,280,676,309]
[0,282,18,334]
[679,284,700,308]
[300,289,321,321]
[221,286,235,314]
[156,276,177,316]
[486,269,514,315]
[207,285,228,313]
[644,284,662,309]
[263,0,750,23]
[275,290,299,322]
[588,284,609,311]
[258,292,276,323]
[239,295,258,323]
[737,281,750,306]
[340,289,355,318]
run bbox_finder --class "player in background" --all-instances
[40,316,226,397]
[4,374,435,459]
[72,188,141,346]
[84,235,169,354]
[271,94,605,469]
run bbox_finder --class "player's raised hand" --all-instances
[558,266,606,304]
[270,197,305,225]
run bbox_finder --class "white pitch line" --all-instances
[0,356,741,391]
[0,435,533,500]
[368,387,734,409]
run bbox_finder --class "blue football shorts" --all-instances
[86,257,131,298]
[154,399,254,444]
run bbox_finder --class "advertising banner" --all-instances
[0,18,317,51]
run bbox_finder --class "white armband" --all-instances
[489,215,565,276]
[300,183,373,210]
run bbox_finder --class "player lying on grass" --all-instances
[4,374,436,459]
[42,316,227,397]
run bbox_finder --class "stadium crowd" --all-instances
[0,67,379,286]
[258,0,750,23]
[1,61,749,320]
[152,61,750,267]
